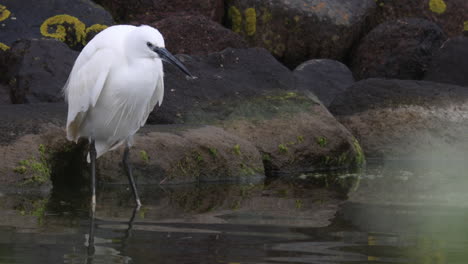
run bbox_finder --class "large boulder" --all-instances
[225,0,376,68]
[0,103,263,193]
[370,0,468,37]
[424,36,468,87]
[329,78,468,159]
[0,0,113,50]
[293,59,355,107]
[351,18,446,80]
[5,39,78,103]
[150,48,364,176]
[152,15,248,56]
[93,0,224,24]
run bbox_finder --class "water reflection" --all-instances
[1,162,468,264]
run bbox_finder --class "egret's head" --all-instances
[131,25,193,77]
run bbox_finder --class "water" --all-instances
[1,160,468,264]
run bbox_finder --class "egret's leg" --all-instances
[89,139,97,212]
[87,204,96,261]
[123,146,142,207]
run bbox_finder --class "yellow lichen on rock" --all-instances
[244,8,256,36]
[429,0,447,14]
[0,42,10,51]
[228,6,242,33]
[40,14,87,44]
[0,4,11,22]
[464,21,468,31]
[84,24,108,44]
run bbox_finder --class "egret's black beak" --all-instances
[153,47,194,78]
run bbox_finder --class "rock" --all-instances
[6,39,78,103]
[370,0,468,37]
[329,78,468,159]
[0,0,113,50]
[152,15,248,56]
[93,0,224,24]
[293,59,355,107]
[351,18,446,80]
[225,0,376,68]
[97,125,264,184]
[424,36,468,87]
[0,84,11,104]
[0,103,263,192]
[150,48,364,176]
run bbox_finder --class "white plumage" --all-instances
[64,24,193,207]
[64,25,165,160]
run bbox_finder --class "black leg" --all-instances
[89,139,97,212]
[86,205,96,263]
[123,146,142,207]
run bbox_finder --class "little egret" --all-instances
[64,25,193,209]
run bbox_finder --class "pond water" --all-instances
[1,159,468,264]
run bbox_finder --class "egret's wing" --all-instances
[65,48,115,141]
[140,71,164,127]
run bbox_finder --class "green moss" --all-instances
[140,150,149,163]
[295,199,303,209]
[194,151,204,162]
[278,144,288,153]
[261,8,273,23]
[262,153,271,161]
[244,8,257,36]
[316,136,328,147]
[352,138,365,166]
[208,147,218,158]
[17,144,51,185]
[296,135,304,143]
[16,197,49,225]
[228,6,242,33]
[232,144,241,155]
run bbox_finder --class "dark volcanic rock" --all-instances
[351,18,446,80]
[225,0,376,68]
[424,36,468,87]
[371,0,468,37]
[329,78,468,159]
[94,0,224,24]
[0,84,11,104]
[7,39,78,103]
[294,59,355,107]
[0,0,113,50]
[152,15,248,56]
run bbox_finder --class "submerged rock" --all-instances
[329,78,468,159]
[0,0,114,50]
[351,18,446,80]
[225,0,376,68]
[424,36,468,87]
[294,59,355,107]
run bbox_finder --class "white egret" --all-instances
[64,25,193,209]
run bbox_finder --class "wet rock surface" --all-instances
[294,59,355,107]
[152,15,248,56]
[225,0,376,68]
[329,78,468,158]
[351,18,446,80]
[424,36,468,87]
[0,0,114,50]
[5,39,78,103]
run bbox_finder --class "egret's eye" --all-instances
[147,42,153,48]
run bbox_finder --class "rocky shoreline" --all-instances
[0,0,467,200]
